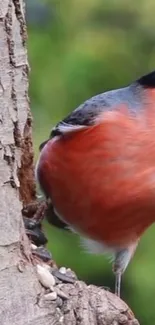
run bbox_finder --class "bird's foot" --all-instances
[22,199,48,223]
[22,199,52,265]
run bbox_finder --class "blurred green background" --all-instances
[26,0,155,323]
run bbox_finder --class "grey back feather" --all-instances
[51,82,144,136]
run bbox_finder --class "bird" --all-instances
[36,71,155,297]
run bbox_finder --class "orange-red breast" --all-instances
[36,71,155,296]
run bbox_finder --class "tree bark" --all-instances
[0,1,140,324]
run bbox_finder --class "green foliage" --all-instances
[28,1,155,323]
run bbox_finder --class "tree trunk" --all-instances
[0,1,140,324]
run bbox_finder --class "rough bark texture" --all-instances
[0,0,140,324]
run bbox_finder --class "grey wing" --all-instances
[51,82,143,137]
[39,80,143,152]
[40,70,155,147]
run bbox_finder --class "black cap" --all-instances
[137,71,155,88]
